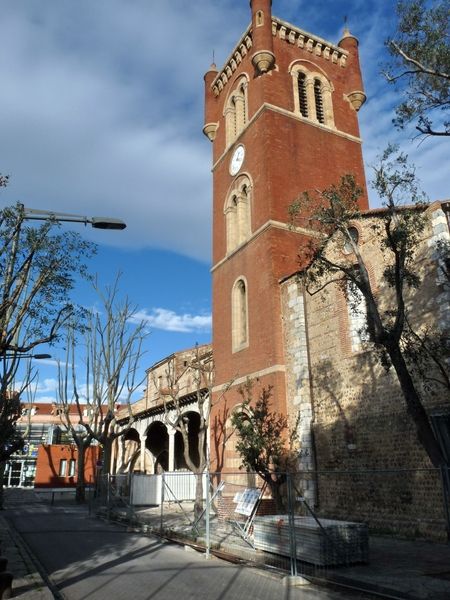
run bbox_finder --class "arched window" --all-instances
[225,78,248,145]
[298,72,308,118]
[232,278,248,351]
[346,267,370,352]
[225,177,252,253]
[314,79,325,124]
[291,65,334,127]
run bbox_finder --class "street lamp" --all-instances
[20,207,126,230]
[1,353,51,360]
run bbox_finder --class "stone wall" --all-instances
[281,203,450,541]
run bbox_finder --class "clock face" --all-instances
[229,145,245,176]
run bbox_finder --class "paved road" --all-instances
[8,501,376,600]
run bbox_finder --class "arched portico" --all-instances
[146,421,169,473]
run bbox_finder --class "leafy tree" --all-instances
[231,381,298,512]
[0,195,95,469]
[57,277,148,502]
[289,146,449,469]
[384,0,450,136]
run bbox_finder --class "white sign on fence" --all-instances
[234,488,261,516]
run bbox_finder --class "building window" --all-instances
[225,177,252,253]
[430,414,450,463]
[343,226,360,254]
[68,459,76,477]
[291,65,334,127]
[298,72,308,117]
[346,272,369,352]
[314,79,325,124]
[232,278,249,351]
[225,78,248,146]
[59,459,67,477]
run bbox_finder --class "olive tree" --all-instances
[231,381,298,512]
[289,147,449,469]
[384,0,450,136]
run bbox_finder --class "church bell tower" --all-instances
[204,0,368,471]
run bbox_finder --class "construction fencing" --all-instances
[93,467,450,581]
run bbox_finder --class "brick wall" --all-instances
[35,444,99,488]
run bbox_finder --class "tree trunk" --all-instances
[388,343,446,468]
[194,471,204,520]
[267,477,284,513]
[101,438,113,477]
[0,461,5,509]
[75,444,86,504]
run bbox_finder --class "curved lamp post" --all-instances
[1,353,51,360]
[21,207,126,230]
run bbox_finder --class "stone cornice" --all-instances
[211,219,317,273]
[212,364,286,393]
[211,24,253,97]
[272,17,348,66]
[211,17,348,98]
[212,102,362,174]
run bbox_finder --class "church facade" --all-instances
[113,1,449,541]
[202,0,449,539]
[204,0,368,468]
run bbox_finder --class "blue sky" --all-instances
[1,1,448,403]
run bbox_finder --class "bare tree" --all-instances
[157,345,220,519]
[57,277,148,502]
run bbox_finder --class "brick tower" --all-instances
[204,0,368,471]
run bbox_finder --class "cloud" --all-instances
[0,1,247,262]
[131,308,212,333]
[0,0,447,266]
[32,395,57,405]
[31,358,60,368]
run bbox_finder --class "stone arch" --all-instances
[289,61,334,126]
[224,174,252,253]
[145,421,169,473]
[224,75,249,146]
[174,410,203,470]
[117,427,141,473]
[231,276,249,352]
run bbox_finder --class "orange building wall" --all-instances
[35,445,100,488]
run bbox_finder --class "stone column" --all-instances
[139,433,147,473]
[168,427,176,472]
[234,92,246,136]
[305,78,316,122]
[225,105,236,146]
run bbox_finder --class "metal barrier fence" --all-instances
[94,467,450,581]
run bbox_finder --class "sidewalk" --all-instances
[102,502,450,600]
[1,489,53,599]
